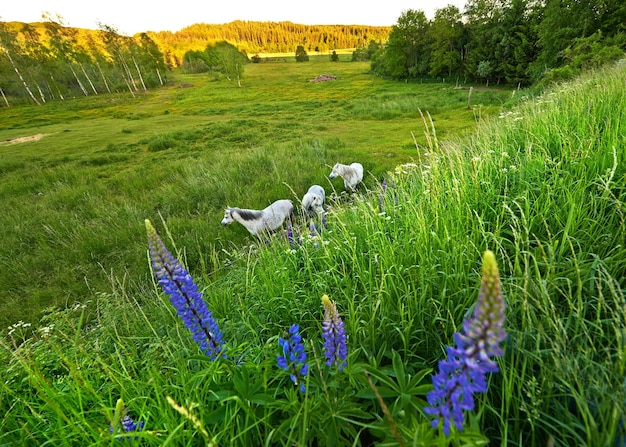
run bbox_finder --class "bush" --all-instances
[295,45,309,62]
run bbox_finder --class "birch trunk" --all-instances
[122,74,136,97]
[4,51,41,105]
[80,62,98,94]
[35,81,46,103]
[132,56,147,91]
[156,67,163,86]
[0,87,10,107]
[69,64,88,96]
[120,56,138,91]
[95,61,111,93]
[50,75,65,100]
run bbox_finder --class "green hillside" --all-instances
[0,61,514,328]
[1,59,624,445]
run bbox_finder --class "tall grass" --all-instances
[0,61,514,327]
[1,61,625,446]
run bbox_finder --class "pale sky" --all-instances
[2,0,468,35]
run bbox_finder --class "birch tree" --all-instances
[0,22,41,105]
[99,23,137,95]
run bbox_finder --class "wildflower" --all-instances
[287,222,294,245]
[277,324,309,392]
[382,179,387,193]
[110,415,144,441]
[424,250,507,436]
[321,213,327,229]
[310,221,318,237]
[110,399,144,442]
[321,295,348,371]
[7,321,31,336]
[145,220,225,359]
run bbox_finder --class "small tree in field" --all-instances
[476,60,494,86]
[330,50,339,62]
[295,45,309,62]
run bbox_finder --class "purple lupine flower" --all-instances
[146,220,225,359]
[424,250,506,436]
[321,295,348,371]
[110,415,144,441]
[310,221,318,237]
[277,324,309,392]
[120,415,144,432]
[378,194,385,213]
[382,179,387,193]
[287,221,294,245]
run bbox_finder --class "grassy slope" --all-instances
[0,61,624,445]
[0,61,513,327]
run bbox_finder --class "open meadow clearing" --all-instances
[0,60,514,327]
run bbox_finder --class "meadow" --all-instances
[0,60,512,327]
[1,59,625,446]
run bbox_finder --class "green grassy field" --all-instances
[0,56,625,445]
[0,60,514,327]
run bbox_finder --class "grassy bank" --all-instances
[0,60,514,327]
[1,61,624,445]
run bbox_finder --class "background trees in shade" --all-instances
[371,0,626,86]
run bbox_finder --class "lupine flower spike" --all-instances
[146,220,225,359]
[321,295,348,371]
[287,221,295,246]
[379,179,388,213]
[277,324,309,392]
[310,221,318,237]
[378,195,385,213]
[110,398,144,441]
[424,250,507,436]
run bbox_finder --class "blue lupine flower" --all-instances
[321,294,348,371]
[287,222,294,245]
[378,194,385,213]
[277,324,309,392]
[321,213,327,229]
[120,415,144,433]
[392,180,398,205]
[310,221,318,237]
[424,250,506,436]
[146,220,225,359]
[110,415,144,441]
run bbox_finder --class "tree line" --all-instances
[2,0,625,106]
[146,21,391,66]
[371,0,626,86]
[0,17,167,107]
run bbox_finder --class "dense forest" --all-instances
[147,21,392,65]
[1,0,625,106]
[371,0,626,85]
